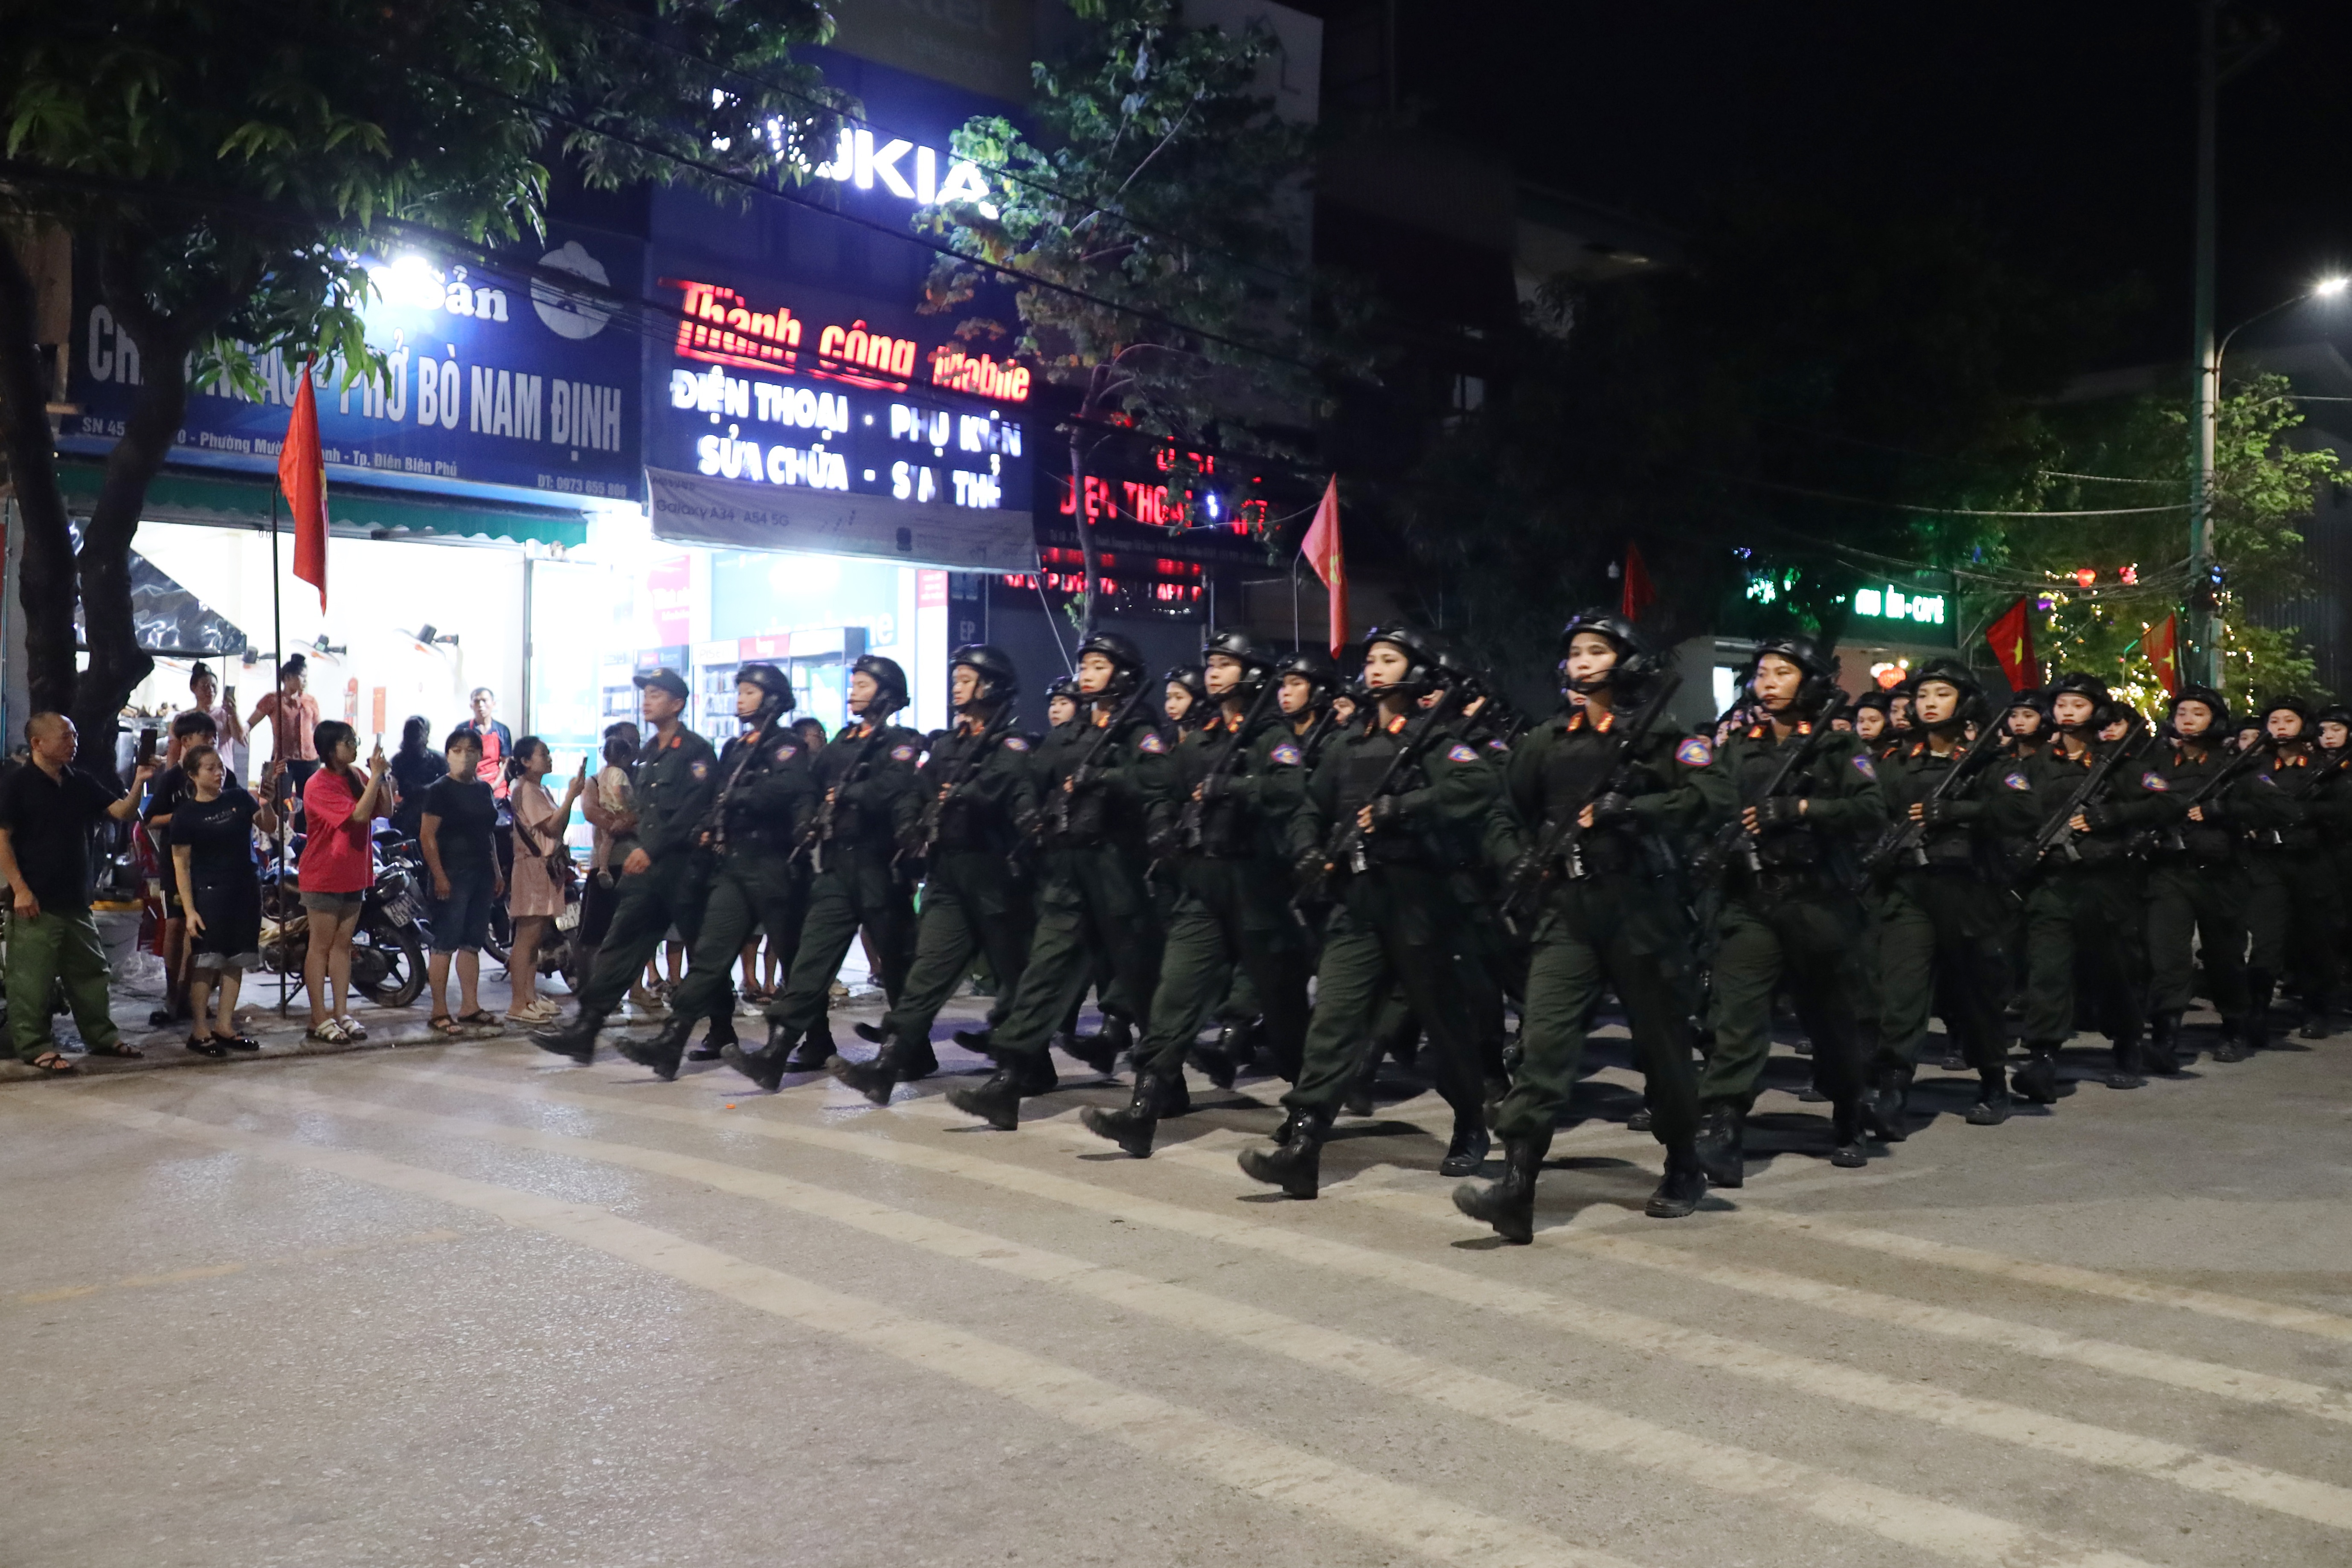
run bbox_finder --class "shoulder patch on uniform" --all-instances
[2004,770,2031,791]
[689,759,709,780]
[2141,771,2169,792]
[1675,736,1714,768]
[1487,737,1510,752]
[890,743,918,762]
[1269,742,1303,766]
[1138,732,1167,754]
[1850,752,1877,781]
[1446,742,1479,763]
[1002,736,1031,752]
[773,742,797,761]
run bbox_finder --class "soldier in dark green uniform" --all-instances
[1454,612,1727,1243]
[831,645,1040,1104]
[614,663,816,1080]
[1864,659,2033,1129]
[1083,630,1312,1156]
[532,667,717,1063]
[2141,685,2255,1067]
[1237,626,1501,1198]
[2014,674,2164,1096]
[723,655,922,1090]
[943,633,1168,1128]
[1694,636,1887,1184]
[2242,695,2348,1045]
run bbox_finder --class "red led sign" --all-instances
[665,278,1028,403]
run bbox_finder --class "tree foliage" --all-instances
[0,0,839,769]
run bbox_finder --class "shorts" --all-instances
[301,890,367,917]
[429,863,496,955]
[188,950,260,975]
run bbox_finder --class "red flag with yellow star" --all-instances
[2144,613,2180,696]
[1985,597,2037,690]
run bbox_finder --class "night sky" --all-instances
[1381,0,2352,366]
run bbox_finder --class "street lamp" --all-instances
[2188,274,2351,684]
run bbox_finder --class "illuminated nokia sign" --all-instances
[667,278,1030,403]
[809,128,998,214]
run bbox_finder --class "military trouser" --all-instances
[2246,850,2341,1016]
[990,843,1161,1061]
[768,845,916,1043]
[578,853,715,1016]
[1850,884,1891,1067]
[1699,877,1868,1112]
[1134,857,1310,1084]
[1871,870,2011,1077]
[2019,865,2146,1046]
[1452,910,1515,1086]
[1284,865,1483,1122]
[669,849,809,1030]
[881,848,1034,1045]
[2146,857,2248,1022]
[7,906,125,1060]
[1214,963,1260,1027]
[1490,876,1699,1149]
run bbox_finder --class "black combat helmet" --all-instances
[1075,631,1147,696]
[735,661,794,716]
[950,644,1019,709]
[1556,608,1656,696]
[851,654,909,713]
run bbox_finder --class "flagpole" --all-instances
[270,485,287,1018]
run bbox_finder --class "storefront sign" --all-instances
[64,225,644,502]
[645,465,1037,573]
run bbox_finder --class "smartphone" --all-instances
[136,726,158,766]
[224,685,238,706]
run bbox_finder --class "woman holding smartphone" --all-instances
[298,720,387,1042]
[168,745,278,1055]
[503,737,584,1025]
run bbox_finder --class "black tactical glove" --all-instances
[2080,802,2122,832]
[1069,763,1103,791]
[1588,791,1635,825]
[1368,793,1406,827]
[1755,796,1806,828]
[1197,772,1236,801]
[1919,799,1963,827]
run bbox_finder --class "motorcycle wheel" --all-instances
[482,904,513,969]
[355,914,427,1009]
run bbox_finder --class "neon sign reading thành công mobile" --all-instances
[665,278,1028,403]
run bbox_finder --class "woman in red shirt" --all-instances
[299,719,387,1042]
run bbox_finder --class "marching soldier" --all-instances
[2142,685,2255,1067]
[2242,696,2348,1044]
[1454,611,1727,1243]
[831,646,1040,1103]
[943,633,1169,1128]
[1864,658,2030,1129]
[1695,636,1887,1182]
[1162,665,1210,734]
[1083,631,1313,1155]
[532,668,717,1063]
[724,655,922,1090]
[1237,625,1500,1198]
[615,664,815,1080]
[1849,689,1893,754]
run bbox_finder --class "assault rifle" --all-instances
[1290,684,1467,912]
[1177,675,1284,852]
[916,706,1016,859]
[802,707,903,873]
[1693,693,1853,885]
[1496,671,1684,935]
[1860,718,2009,877]
[2155,736,2269,854]
[1041,678,1156,840]
[2022,732,2140,871]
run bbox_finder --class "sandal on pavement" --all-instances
[26,1051,77,1074]
[428,1014,465,1037]
[456,1010,503,1031]
[84,1040,145,1059]
[212,1034,262,1051]
[337,1018,368,1041]
[305,1020,350,1044]
[186,1036,227,1058]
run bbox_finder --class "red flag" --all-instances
[1620,542,1657,621]
[279,355,328,610]
[2144,613,2180,696]
[1985,597,2037,691]
[1300,475,1347,657]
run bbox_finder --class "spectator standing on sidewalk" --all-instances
[504,737,584,1024]
[298,720,387,1043]
[387,715,445,841]
[0,714,155,1073]
[460,688,514,799]
[142,710,220,1029]
[249,656,320,810]
[168,744,277,1057]
[420,729,503,1034]
[184,662,248,782]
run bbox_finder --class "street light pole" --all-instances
[2188,0,2220,688]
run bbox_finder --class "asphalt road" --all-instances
[4,1011,2348,1568]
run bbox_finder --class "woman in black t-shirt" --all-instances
[420,729,503,1033]
[168,743,277,1057]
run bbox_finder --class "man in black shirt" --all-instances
[0,713,154,1071]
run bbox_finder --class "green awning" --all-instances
[55,459,591,549]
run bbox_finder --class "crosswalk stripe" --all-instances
[189,1075,2157,1568]
[367,1059,2352,1532]
[1731,1206,2352,1344]
[60,1092,1642,1568]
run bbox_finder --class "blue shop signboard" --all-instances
[64,224,644,502]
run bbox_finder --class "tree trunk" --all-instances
[0,229,83,728]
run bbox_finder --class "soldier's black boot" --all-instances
[952,1025,996,1057]
[2300,989,2331,1040]
[2011,1044,2062,1104]
[1860,1067,1911,1143]
[1238,1108,1330,1198]
[1439,1115,1491,1177]
[530,1006,606,1064]
[721,1032,792,1093]
[1626,1104,1655,1133]
[617,1012,695,1081]
[1453,1130,1550,1244]
[1966,1068,2013,1125]
[1830,1100,1868,1167]
[1273,1106,1304,1145]
[828,1030,908,1106]
[1646,1143,1708,1218]
[1695,1104,1745,1189]
[945,1060,1028,1130]
[1065,1013,1130,1077]
[2213,1010,2253,1063]
[1190,1020,1252,1090]
[2242,969,2276,1053]
[855,1020,936,1080]
[781,1021,836,1074]
[2107,1027,2148,1090]
[2146,1011,2183,1075]
[1081,1071,1173,1158]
